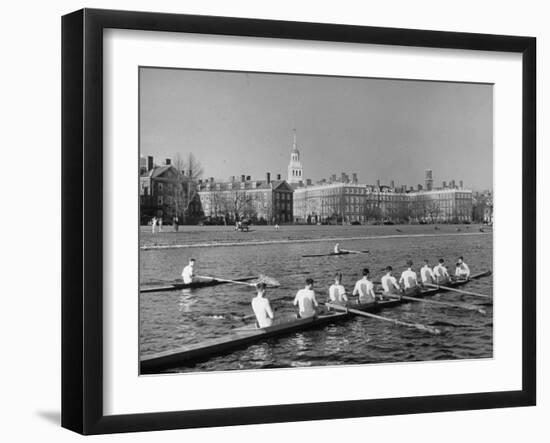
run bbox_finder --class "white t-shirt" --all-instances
[328,283,347,302]
[353,278,375,302]
[433,264,449,281]
[251,296,274,328]
[181,264,195,284]
[455,262,470,278]
[294,288,318,317]
[399,269,418,289]
[421,265,436,283]
[381,274,399,293]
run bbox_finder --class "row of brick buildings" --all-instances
[141,133,483,225]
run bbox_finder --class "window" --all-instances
[143,186,148,196]
[158,196,163,205]
[158,183,163,192]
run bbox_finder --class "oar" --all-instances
[424,283,491,299]
[383,293,486,315]
[197,274,281,287]
[326,303,440,335]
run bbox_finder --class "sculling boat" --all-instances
[140,276,257,294]
[140,270,491,373]
[302,250,369,258]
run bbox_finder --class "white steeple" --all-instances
[287,129,303,184]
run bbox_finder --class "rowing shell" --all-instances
[140,276,257,294]
[140,270,491,372]
[302,250,369,258]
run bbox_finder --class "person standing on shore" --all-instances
[252,282,274,328]
[352,268,377,304]
[151,216,157,234]
[158,217,163,232]
[293,278,319,318]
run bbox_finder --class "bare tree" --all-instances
[229,191,254,220]
[172,152,204,222]
[425,200,441,224]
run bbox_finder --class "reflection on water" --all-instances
[177,290,196,313]
[140,226,493,373]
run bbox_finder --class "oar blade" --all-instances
[255,274,281,287]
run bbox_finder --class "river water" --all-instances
[139,224,493,373]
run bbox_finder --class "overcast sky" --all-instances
[140,68,493,190]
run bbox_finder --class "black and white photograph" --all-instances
[138,68,494,374]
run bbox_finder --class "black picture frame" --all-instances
[61,8,536,435]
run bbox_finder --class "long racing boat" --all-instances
[140,276,257,293]
[140,270,491,373]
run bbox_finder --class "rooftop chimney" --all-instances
[266,172,271,184]
[210,177,214,184]
[459,180,463,189]
[147,155,154,171]
[306,178,312,186]
[246,175,251,181]
[442,181,447,188]
[165,158,171,165]
[277,173,281,180]
[352,173,358,184]
[418,184,423,191]
[376,179,380,187]
[241,175,246,182]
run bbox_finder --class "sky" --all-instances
[140,68,493,190]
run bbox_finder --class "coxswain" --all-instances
[399,260,419,295]
[420,259,436,285]
[293,278,319,318]
[328,273,348,304]
[353,268,377,304]
[181,258,196,284]
[433,258,450,284]
[334,243,341,254]
[251,282,274,328]
[455,256,471,280]
[381,266,401,296]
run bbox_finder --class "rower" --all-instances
[433,258,450,284]
[251,282,274,328]
[181,258,196,284]
[328,273,348,304]
[334,243,341,254]
[381,266,400,296]
[399,260,420,295]
[420,259,436,285]
[293,278,319,318]
[353,268,377,304]
[455,256,471,280]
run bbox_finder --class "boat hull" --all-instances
[140,276,256,293]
